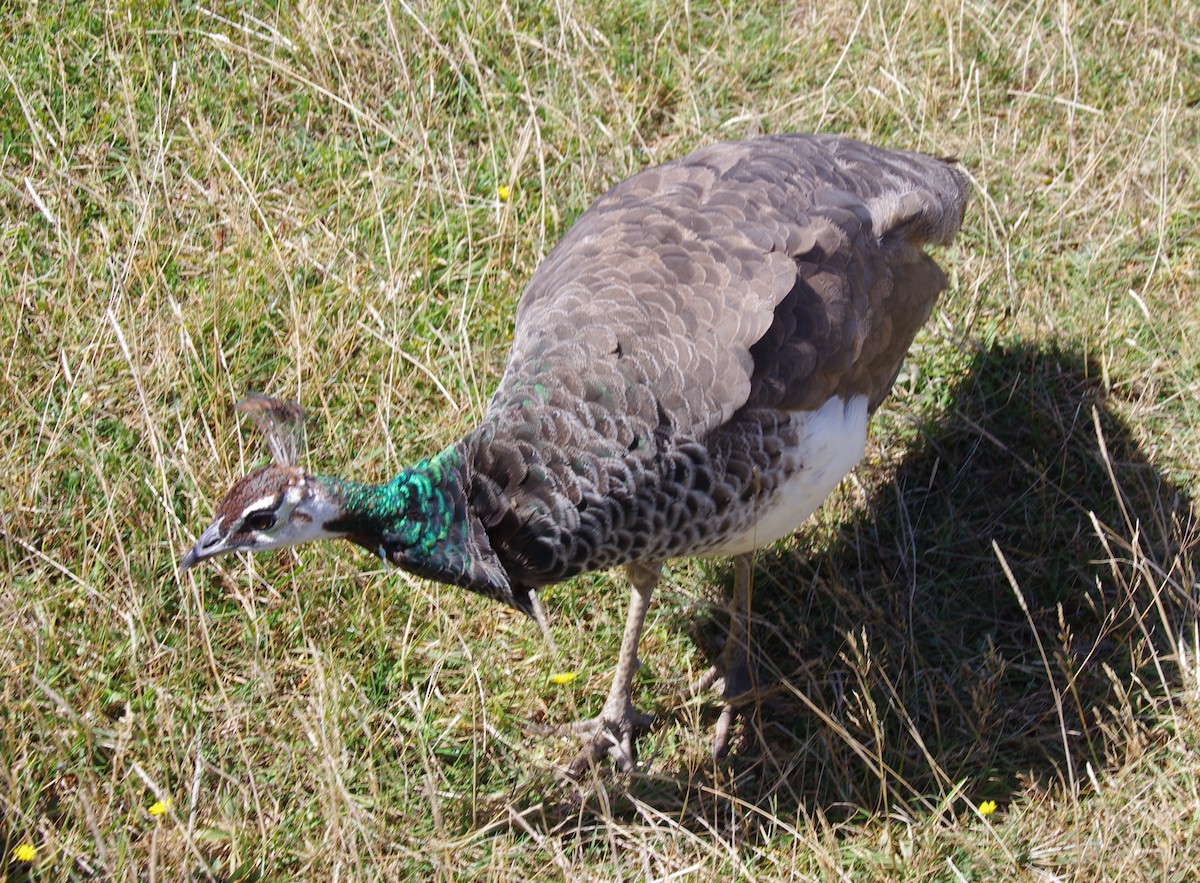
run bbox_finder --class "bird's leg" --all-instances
[528,588,559,659]
[688,552,756,759]
[567,561,659,778]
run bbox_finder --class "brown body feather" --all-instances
[183,133,971,769]
[459,134,969,598]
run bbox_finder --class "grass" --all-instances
[2,0,1198,878]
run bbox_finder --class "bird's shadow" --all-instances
[499,340,1198,837]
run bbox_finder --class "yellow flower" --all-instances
[13,843,36,862]
[549,671,577,685]
[497,185,511,202]
[148,800,171,816]
[978,799,997,816]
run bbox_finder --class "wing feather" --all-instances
[489,134,969,435]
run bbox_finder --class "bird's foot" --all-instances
[566,703,654,779]
[687,649,758,760]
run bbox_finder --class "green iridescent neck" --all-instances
[322,445,465,552]
[314,444,515,608]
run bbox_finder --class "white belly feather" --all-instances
[706,395,869,555]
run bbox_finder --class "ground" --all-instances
[2,1,1198,879]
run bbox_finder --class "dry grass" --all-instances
[2,0,1198,879]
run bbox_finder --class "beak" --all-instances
[180,518,227,572]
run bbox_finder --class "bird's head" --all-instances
[181,394,343,571]
[180,462,344,570]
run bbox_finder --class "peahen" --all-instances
[181,134,970,774]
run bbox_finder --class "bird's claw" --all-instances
[566,708,654,779]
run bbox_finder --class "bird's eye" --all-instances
[243,511,277,532]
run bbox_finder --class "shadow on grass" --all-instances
[499,340,1198,838]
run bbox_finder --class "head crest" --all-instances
[236,393,306,467]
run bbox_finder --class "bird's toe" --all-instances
[686,663,723,699]
[711,702,739,760]
[687,651,761,759]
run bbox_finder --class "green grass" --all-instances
[2,0,1199,879]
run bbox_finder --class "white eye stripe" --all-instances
[245,495,278,513]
